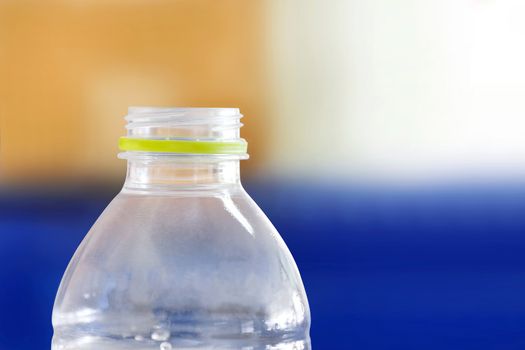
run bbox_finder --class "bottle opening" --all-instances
[119,107,248,158]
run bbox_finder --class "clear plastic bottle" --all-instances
[52,107,311,350]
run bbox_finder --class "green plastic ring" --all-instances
[118,137,248,155]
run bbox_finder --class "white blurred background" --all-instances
[266,0,525,180]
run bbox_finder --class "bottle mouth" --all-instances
[119,107,248,158]
[125,106,243,122]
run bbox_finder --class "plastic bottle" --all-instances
[52,107,311,350]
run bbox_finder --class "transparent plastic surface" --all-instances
[52,108,310,350]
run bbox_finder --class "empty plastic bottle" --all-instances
[52,107,311,350]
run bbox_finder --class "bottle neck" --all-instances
[122,154,242,193]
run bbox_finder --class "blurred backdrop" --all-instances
[2,1,525,349]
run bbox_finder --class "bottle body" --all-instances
[52,186,310,350]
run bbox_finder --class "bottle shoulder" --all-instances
[53,188,309,329]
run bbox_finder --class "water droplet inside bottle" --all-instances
[134,335,144,341]
[160,341,172,350]
[151,328,170,341]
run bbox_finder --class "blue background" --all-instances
[1,182,525,350]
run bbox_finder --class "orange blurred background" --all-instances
[0,0,269,184]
